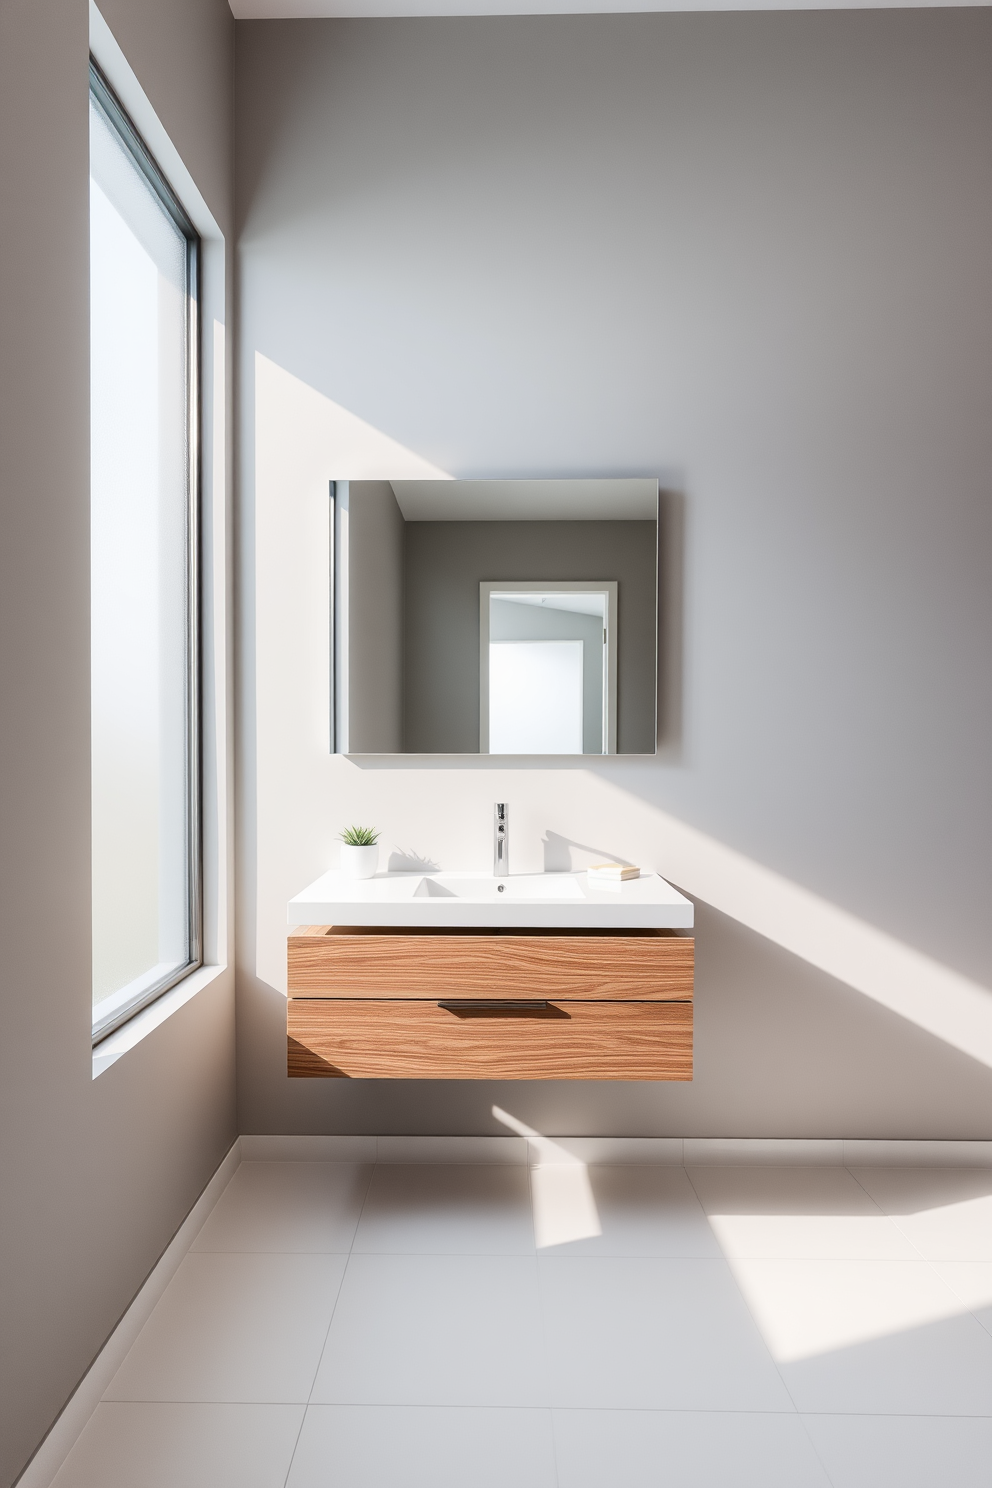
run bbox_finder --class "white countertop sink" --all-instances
[288,870,694,930]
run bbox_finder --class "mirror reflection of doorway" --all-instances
[481,582,617,755]
[489,639,584,753]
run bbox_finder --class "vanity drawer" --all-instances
[287,998,692,1081]
[288,927,693,1003]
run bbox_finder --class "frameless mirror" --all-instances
[331,478,658,756]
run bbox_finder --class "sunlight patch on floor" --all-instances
[703,1209,908,1261]
[725,1251,983,1362]
[492,1106,602,1248]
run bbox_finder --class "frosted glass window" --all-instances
[89,66,199,1042]
[489,641,584,754]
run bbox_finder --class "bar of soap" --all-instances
[587,863,640,882]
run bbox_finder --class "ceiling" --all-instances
[495,590,609,617]
[390,479,658,522]
[230,0,976,16]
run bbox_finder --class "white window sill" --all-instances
[92,963,227,1079]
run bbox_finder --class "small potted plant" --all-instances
[339,825,380,879]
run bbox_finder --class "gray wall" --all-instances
[0,2,236,1483]
[404,520,656,752]
[235,14,992,1139]
[347,481,405,753]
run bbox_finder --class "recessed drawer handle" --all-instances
[438,999,549,1013]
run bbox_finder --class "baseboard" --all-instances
[684,1138,845,1165]
[16,1138,241,1488]
[377,1135,529,1164]
[237,1134,992,1167]
[526,1136,685,1165]
[240,1133,528,1163]
[842,1139,992,1167]
[240,1134,377,1162]
[684,1138,992,1166]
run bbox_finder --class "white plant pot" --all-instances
[340,843,378,879]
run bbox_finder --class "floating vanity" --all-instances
[305,474,691,1078]
[286,871,694,1081]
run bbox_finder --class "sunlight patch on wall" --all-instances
[248,354,991,1075]
[253,351,449,991]
[255,352,449,482]
[597,777,992,1069]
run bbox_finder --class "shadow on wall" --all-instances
[599,780,992,1074]
[357,760,992,1076]
[241,352,992,1133]
[367,786,992,1080]
[237,901,992,1138]
[542,831,636,871]
[387,849,441,872]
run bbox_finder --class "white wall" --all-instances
[0,2,235,1482]
[235,12,992,1139]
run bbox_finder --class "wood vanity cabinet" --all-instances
[287,926,693,1080]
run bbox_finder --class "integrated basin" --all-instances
[414,874,584,901]
[288,869,693,929]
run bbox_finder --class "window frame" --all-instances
[89,58,203,1047]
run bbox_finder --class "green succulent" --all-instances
[340,825,380,847]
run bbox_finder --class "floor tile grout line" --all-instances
[92,1398,992,1417]
[280,1160,377,1488]
[197,1247,815,1260]
[841,1162,931,1262]
[795,1409,992,1419]
[789,1401,840,1486]
[848,1159,992,1343]
[278,1405,308,1488]
[681,1164,810,1428]
[527,1165,562,1488]
[839,1161,990,1323]
[844,1166,992,1345]
[679,1163,846,1487]
[680,1162,992,1483]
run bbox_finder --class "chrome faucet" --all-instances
[494,802,509,877]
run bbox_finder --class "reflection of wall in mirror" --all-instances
[344,480,404,753]
[404,521,656,754]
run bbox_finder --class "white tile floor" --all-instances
[51,1157,992,1486]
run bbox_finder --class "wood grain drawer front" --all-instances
[288,930,693,1003]
[288,999,692,1081]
